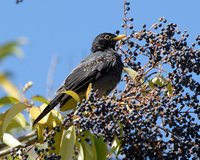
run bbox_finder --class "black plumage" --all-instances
[33,33,125,126]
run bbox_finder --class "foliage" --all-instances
[0,1,200,160]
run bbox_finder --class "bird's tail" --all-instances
[32,94,63,126]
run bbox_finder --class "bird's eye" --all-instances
[104,35,111,40]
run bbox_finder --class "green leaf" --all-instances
[152,75,166,87]
[31,95,49,104]
[0,74,21,100]
[3,133,22,147]
[0,40,25,62]
[0,96,19,108]
[95,137,108,160]
[76,142,84,160]
[110,137,121,157]
[86,83,92,100]
[148,80,155,89]
[80,131,97,160]
[30,104,52,125]
[3,155,13,160]
[59,90,81,111]
[60,90,80,103]
[0,103,28,138]
[53,128,63,155]
[123,67,138,80]
[60,126,76,160]
[6,113,27,131]
[0,113,26,134]
[167,82,173,95]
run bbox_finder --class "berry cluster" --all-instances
[4,148,28,160]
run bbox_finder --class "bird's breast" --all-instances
[93,55,123,97]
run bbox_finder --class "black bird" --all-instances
[33,33,125,126]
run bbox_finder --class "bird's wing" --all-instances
[57,51,116,97]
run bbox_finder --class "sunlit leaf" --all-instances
[148,80,155,89]
[30,105,62,143]
[29,107,42,122]
[29,104,52,125]
[167,81,173,95]
[60,90,80,103]
[0,113,26,134]
[0,103,28,138]
[60,90,81,111]
[123,67,138,80]
[53,129,63,155]
[0,39,25,62]
[0,96,19,108]
[152,75,166,87]
[60,126,76,160]
[110,137,121,157]
[6,112,27,131]
[60,98,78,111]
[51,109,63,125]
[30,103,62,136]
[95,137,108,160]
[37,125,44,143]
[76,141,84,160]
[3,133,22,147]
[86,83,92,100]
[31,95,49,104]
[0,74,21,100]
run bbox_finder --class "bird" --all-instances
[33,33,125,126]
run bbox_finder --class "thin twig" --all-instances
[123,0,128,35]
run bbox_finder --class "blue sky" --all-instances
[1,0,200,99]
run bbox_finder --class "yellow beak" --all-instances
[113,34,126,41]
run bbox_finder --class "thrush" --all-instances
[33,33,125,126]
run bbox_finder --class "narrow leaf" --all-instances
[76,142,84,160]
[53,129,63,155]
[0,41,24,62]
[60,90,80,103]
[29,104,52,125]
[86,83,92,100]
[0,96,19,108]
[6,113,27,131]
[148,80,155,89]
[123,67,138,80]
[3,133,22,147]
[167,82,173,95]
[31,95,49,104]
[95,137,108,160]
[0,74,21,100]
[80,131,97,160]
[152,75,166,87]
[60,126,76,160]
[110,137,121,157]
[60,90,81,111]
[0,103,28,137]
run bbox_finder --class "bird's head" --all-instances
[91,33,126,52]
